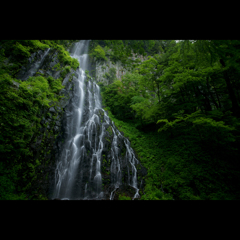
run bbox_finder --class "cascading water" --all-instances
[53,41,89,200]
[52,40,141,200]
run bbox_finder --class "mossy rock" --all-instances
[106,125,113,135]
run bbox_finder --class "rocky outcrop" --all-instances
[15,43,78,199]
[93,50,148,85]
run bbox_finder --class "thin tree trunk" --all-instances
[193,85,204,113]
[211,78,222,109]
[206,76,219,110]
[195,85,211,113]
[156,82,161,104]
[220,59,240,117]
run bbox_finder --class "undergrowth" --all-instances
[102,96,240,200]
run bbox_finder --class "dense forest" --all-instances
[1,39,240,200]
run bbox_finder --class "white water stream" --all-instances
[53,40,140,200]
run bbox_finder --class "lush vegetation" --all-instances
[99,40,240,200]
[89,40,166,68]
[0,40,79,200]
[1,39,240,200]
[89,44,108,62]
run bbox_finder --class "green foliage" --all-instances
[108,67,117,84]
[0,40,78,199]
[118,194,131,200]
[0,40,50,67]
[1,39,240,200]
[29,40,50,49]
[57,45,79,70]
[85,70,91,80]
[0,73,62,163]
[106,106,240,200]
[89,40,164,67]
[60,66,71,78]
[13,42,31,58]
[102,67,117,84]
[47,76,64,94]
[0,162,27,200]
[102,79,135,120]
[100,40,240,200]
[89,45,108,62]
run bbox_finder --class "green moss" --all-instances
[55,44,79,70]
[53,62,61,71]
[106,126,113,135]
[118,194,131,200]
[0,40,80,199]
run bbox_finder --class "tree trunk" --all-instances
[195,85,211,112]
[211,78,222,109]
[206,76,219,110]
[193,85,204,113]
[220,59,240,118]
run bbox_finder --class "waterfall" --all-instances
[52,40,141,200]
[53,40,89,200]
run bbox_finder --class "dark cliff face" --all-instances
[15,44,78,199]
[15,42,147,200]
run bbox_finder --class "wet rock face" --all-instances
[51,74,147,200]
[13,43,78,199]
[15,40,147,200]
[17,48,50,81]
[92,49,148,86]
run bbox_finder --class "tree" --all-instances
[89,45,107,62]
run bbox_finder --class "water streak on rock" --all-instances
[21,48,50,81]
